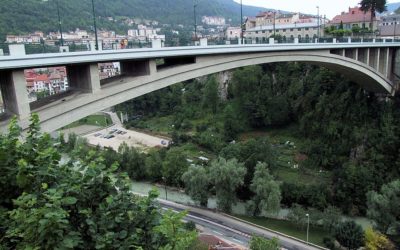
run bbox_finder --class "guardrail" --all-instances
[1,37,400,57]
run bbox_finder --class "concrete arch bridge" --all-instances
[0,42,399,132]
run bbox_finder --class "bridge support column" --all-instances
[120,60,151,76]
[67,63,100,93]
[0,70,30,119]
[385,48,392,77]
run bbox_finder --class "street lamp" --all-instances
[55,0,64,46]
[240,0,243,44]
[193,0,198,41]
[91,0,99,50]
[316,6,320,42]
[273,12,276,38]
[306,213,310,245]
[162,176,168,200]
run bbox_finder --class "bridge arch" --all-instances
[6,50,395,132]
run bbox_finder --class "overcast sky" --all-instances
[235,0,398,18]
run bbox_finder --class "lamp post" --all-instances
[162,177,168,200]
[240,0,243,44]
[306,213,310,245]
[91,0,99,50]
[394,18,397,42]
[55,0,64,46]
[316,6,320,41]
[193,0,198,41]
[273,12,276,38]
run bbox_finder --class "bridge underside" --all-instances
[0,48,396,132]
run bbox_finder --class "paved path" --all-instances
[84,126,170,150]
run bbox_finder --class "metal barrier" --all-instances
[2,37,400,57]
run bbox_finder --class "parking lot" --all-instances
[84,126,170,151]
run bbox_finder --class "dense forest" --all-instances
[115,62,400,248]
[0,0,268,41]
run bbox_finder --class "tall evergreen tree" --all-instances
[359,0,387,30]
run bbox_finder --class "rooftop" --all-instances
[246,22,320,32]
[331,6,376,24]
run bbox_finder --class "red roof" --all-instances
[26,80,34,87]
[34,74,49,82]
[197,234,242,250]
[331,7,375,24]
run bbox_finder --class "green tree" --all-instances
[182,165,210,206]
[360,0,387,30]
[223,104,242,140]
[162,147,188,187]
[249,235,280,250]
[202,75,219,114]
[366,180,400,234]
[1,114,195,249]
[364,227,395,250]
[322,206,341,233]
[209,158,246,213]
[145,149,164,181]
[118,142,146,180]
[155,210,197,250]
[334,221,365,250]
[286,204,307,228]
[247,162,281,216]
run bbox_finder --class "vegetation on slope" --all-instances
[0,0,267,40]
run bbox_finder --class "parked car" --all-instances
[94,133,102,137]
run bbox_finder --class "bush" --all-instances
[323,237,335,250]
[334,221,364,250]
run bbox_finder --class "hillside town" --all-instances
[3,6,400,50]
[1,5,399,113]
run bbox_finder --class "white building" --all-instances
[226,27,242,40]
[245,22,323,41]
[128,29,139,37]
[202,16,226,26]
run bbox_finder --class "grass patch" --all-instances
[234,214,331,247]
[240,125,332,186]
[174,143,216,164]
[130,115,175,135]
[62,114,112,129]
[275,167,332,186]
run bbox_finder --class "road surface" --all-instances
[157,199,325,250]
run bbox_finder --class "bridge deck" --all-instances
[1,42,400,70]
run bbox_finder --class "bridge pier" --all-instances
[0,70,30,119]
[120,60,152,76]
[67,63,101,93]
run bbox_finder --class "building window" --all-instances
[256,31,259,34]
[283,29,286,32]
[269,30,272,33]
[290,28,294,31]
[262,31,265,33]
[298,28,301,31]
[305,28,309,31]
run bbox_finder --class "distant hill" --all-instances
[0,0,273,40]
[384,2,400,13]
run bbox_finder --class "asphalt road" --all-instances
[159,200,324,250]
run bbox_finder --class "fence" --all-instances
[1,36,400,57]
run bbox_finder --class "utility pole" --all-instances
[240,0,243,44]
[56,0,64,46]
[317,6,320,41]
[193,0,198,41]
[91,0,99,50]
[306,213,310,245]
[273,12,276,38]
[394,17,397,42]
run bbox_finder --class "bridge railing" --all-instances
[1,36,400,57]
